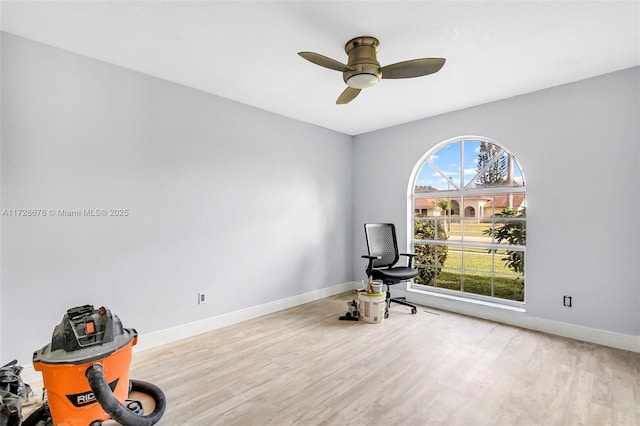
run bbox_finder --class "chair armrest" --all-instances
[400,253,417,268]
[361,255,381,277]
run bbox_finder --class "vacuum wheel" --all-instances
[411,307,417,314]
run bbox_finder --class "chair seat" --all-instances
[372,266,418,282]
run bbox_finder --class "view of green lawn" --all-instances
[415,243,525,302]
[449,220,524,240]
[416,220,510,241]
[448,221,493,238]
[431,269,525,302]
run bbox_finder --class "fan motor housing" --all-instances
[343,36,382,88]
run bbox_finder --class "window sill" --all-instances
[406,286,526,313]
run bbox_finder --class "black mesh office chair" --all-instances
[362,223,419,317]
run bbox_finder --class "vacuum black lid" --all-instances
[50,305,126,353]
[34,305,137,365]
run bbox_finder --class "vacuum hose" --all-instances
[85,364,166,426]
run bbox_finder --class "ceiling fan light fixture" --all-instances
[299,35,446,104]
[346,73,379,89]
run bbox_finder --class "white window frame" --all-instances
[407,136,527,308]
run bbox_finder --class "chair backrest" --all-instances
[364,223,400,268]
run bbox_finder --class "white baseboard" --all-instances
[133,281,359,353]
[394,287,640,353]
[21,281,360,385]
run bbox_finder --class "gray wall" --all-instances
[1,32,638,366]
[1,33,353,364]
[352,67,639,336]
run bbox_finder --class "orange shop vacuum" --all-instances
[25,305,166,426]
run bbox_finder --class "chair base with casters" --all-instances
[367,280,417,318]
[362,223,420,318]
[383,284,417,316]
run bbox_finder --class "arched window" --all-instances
[410,136,526,305]
[450,200,460,216]
[464,206,475,217]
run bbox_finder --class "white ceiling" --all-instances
[1,1,639,135]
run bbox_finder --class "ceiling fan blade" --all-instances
[298,52,354,72]
[336,87,361,104]
[381,58,446,79]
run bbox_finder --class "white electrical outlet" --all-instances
[198,292,207,304]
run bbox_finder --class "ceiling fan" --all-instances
[298,36,445,104]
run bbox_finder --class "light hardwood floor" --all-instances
[29,292,640,425]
